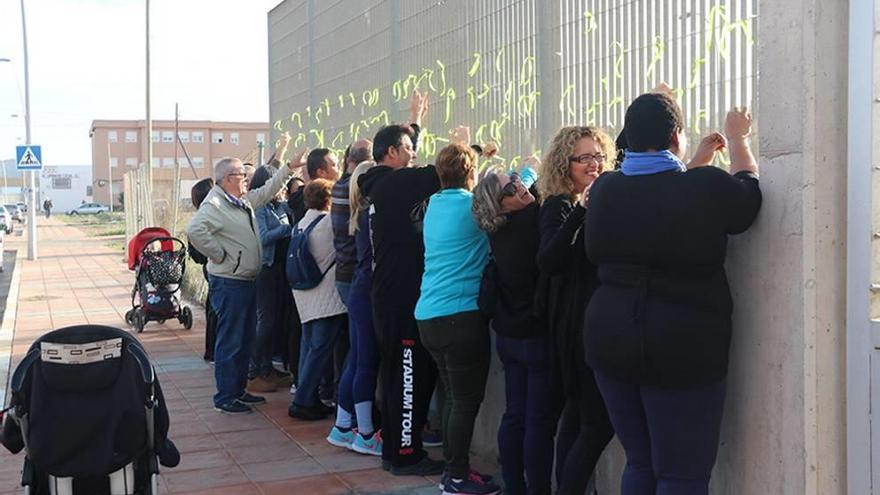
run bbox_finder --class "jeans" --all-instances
[208,275,257,407]
[418,310,490,479]
[293,314,346,408]
[250,262,287,378]
[496,334,553,495]
[337,289,380,414]
[594,372,726,495]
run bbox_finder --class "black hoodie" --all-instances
[358,163,440,310]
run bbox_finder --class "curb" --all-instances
[0,251,24,408]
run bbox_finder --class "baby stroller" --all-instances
[0,325,180,494]
[124,227,192,333]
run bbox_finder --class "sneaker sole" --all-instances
[326,436,354,450]
[442,490,499,495]
[213,406,252,415]
[423,441,442,448]
[351,443,382,456]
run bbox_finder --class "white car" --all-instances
[68,203,110,215]
[0,206,13,234]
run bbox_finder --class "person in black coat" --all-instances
[584,94,761,494]
[536,126,617,495]
[188,178,217,362]
[473,162,551,495]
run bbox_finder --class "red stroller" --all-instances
[124,227,193,333]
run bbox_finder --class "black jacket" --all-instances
[488,197,546,340]
[358,164,440,311]
[583,167,761,389]
[536,194,599,399]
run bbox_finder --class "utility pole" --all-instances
[171,103,181,236]
[21,0,36,260]
[107,140,113,213]
[144,0,153,201]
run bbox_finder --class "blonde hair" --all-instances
[436,143,479,190]
[348,161,376,235]
[537,126,616,202]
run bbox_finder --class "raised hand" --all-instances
[450,125,471,146]
[725,107,753,140]
[687,132,727,169]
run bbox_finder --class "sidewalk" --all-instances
[0,217,444,495]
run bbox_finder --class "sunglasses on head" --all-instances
[500,173,521,198]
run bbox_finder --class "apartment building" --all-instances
[89,120,269,207]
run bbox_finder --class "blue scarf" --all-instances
[620,150,686,176]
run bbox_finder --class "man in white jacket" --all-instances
[187,142,307,414]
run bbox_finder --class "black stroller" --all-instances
[0,325,180,494]
[124,228,193,333]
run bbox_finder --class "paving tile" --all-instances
[241,457,328,483]
[258,474,352,495]
[162,465,250,493]
[175,482,263,495]
[229,441,309,464]
[336,468,435,493]
[174,449,236,472]
[171,433,222,455]
[314,451,384,473]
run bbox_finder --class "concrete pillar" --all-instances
[596,1,849,493]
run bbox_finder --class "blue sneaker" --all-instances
[326,426,355,449]
[442,471,500,495]
[351,430,383,456]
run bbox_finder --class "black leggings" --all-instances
[555,361,614,495]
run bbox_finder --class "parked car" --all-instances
[68,203,109,215]
[0,206,14,234]
[16,202,26,213]
[4,204,23,223]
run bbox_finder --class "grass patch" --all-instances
[59,212,125,226]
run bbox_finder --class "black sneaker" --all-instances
[214,401,252,415]
[288,403,328,421]
[442,471,501,494]
[390,456,445,476]
[237,392,266,405]
[439,471,494,489]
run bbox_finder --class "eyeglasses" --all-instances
[226,172,248,180]
[500,173,521,199]
[569,153,607,164]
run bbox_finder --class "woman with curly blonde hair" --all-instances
[536,126,615,495]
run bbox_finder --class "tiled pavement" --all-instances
[0,217,448,495]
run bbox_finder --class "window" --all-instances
[192,132,204,143]
[230,132,240,145]
[86,185,93,196]
[110,157,118,168]
[151,131,160,143]
[256,133,266,145]
[52,177,72,190]
[192,156,204,168]
[212,132,224,144]
[179,131,189,143]
[162,157,175,168]
[162,131,174,143]
[107,130,117,143]
[151,157,160,168]
[125,131,138,143]
[125,157,137,168]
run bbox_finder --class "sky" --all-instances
[0,0,281,165]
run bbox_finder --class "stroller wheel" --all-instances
[180,306,193,330]
[124,309,135,325]
[133,309,146,333]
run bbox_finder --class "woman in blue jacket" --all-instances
[248,165,295,392]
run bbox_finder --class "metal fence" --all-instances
[268,0,757,166]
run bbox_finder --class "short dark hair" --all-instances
[372,124,414,163]
[248,165,276,191]
[436,143,478,189]
[191,178,214,209]
[307,148,331,179]
[303,179,333,210]
[623,93,685,152]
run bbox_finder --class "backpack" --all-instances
[286,214,335,290]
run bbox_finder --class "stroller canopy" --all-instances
[127,227,175,270]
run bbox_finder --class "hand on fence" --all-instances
[725,107,753,141]
[688,132,727,169]
[481,141,499,159]
[450,125,471,146]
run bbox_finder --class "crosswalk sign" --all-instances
[16,145,42,170]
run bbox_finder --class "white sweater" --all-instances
[292,209,347,323]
